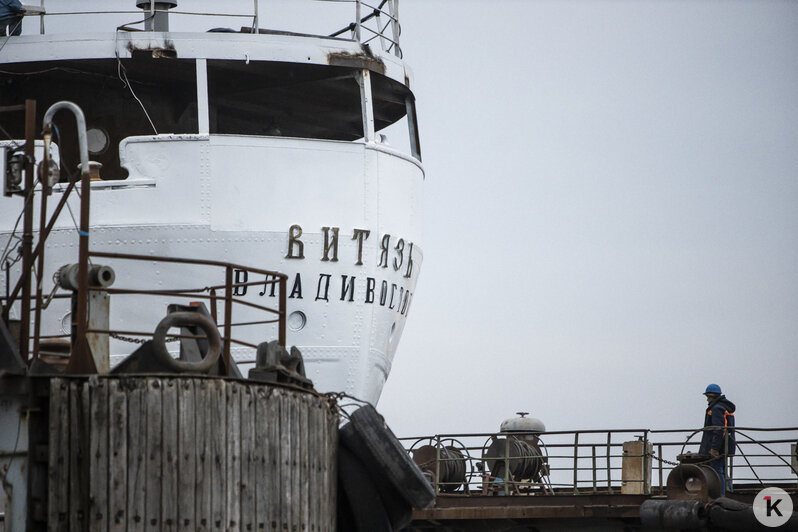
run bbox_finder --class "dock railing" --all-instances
[400,427,798,496]
[19,0,402,57]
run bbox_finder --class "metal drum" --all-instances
[411,444,467,492]
[483,437,542,481]
[666,463,721,500]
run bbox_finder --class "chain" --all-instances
[647,451,719,466]
[647,452,680,466]
[110,333,180,344]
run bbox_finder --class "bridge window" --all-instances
[0,57,198,179]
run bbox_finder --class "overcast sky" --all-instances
[378,0,798,438]
[17,1,798,438]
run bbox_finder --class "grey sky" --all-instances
[378,0,798,437]
[14,0,798,437]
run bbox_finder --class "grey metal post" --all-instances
[606,432,613,494]
[405,95,421,161]
[355,0,362,42]
[435,435,441,495]
[572,432,579,494]
[389,0,401,57]
[357,69,375,142]
[504,437,510,496]
[643,430,650,495]
[253,0,259,33]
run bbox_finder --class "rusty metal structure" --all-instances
[0,99,340,531]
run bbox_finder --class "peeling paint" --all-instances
[327,45,386,75]
[125,39,178,59]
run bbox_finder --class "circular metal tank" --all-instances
[500,411,546,434]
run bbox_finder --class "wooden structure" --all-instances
[44,376,337,531]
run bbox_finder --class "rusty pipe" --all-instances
[43,102,89,172]
[32,129,51,360]
[43,101,93,373]
[18,100,36,358]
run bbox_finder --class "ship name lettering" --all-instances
[378,234,391,268]
[321,226,339,262]
[379,280,388,306]
[315,273,331,301]
[365,277,376,303]
[352,229,370,265]
[388,283,397,309]
[259,274,277,297]
[232,271,413,315]
[233,269,249,296]
[289,273,302,299]
[404,243,414,279]
[340,275,355,302]
[285,224,305,259]
[285,226,415,271]
[393,238,404,271]
[399,289,410,314]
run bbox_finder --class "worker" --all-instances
[698,383,736,496]
[0,0,23,36]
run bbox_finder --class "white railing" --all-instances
[328,0,401,58]
[18,0,401,56]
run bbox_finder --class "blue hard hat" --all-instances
[704,383,722,395]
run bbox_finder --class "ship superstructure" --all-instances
[0,1,423,403]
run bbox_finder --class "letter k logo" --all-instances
[754,487,792,526]
[764,496,783,517]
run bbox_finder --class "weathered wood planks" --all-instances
[47,377,337,532]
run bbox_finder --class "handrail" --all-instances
[86,250,288,368]
[328,0,402,57]
[18,0,403,57]
[400,427,798,496]
[1,252,290,368]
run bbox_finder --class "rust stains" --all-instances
[327,45,385,75]
[125,40,178,59]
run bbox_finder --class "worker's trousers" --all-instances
[708,458,732,497]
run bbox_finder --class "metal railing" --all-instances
[1,251,289,369]
[17,0,402,56]
[0,100,288,369]
[329,0,402,58]
[400,427,798,496]
[87,251,288,368]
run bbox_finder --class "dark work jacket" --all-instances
[0,0,23,19]
[699,395,736,456]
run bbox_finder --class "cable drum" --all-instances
[411,445,467,492]
[666,464,721,501]
[483,437,543,481]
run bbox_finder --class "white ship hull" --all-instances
[1,13,423,403]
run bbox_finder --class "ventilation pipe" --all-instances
[136,1,178,31]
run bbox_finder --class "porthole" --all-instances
[86,126,110,155]
[288,311,307,332]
